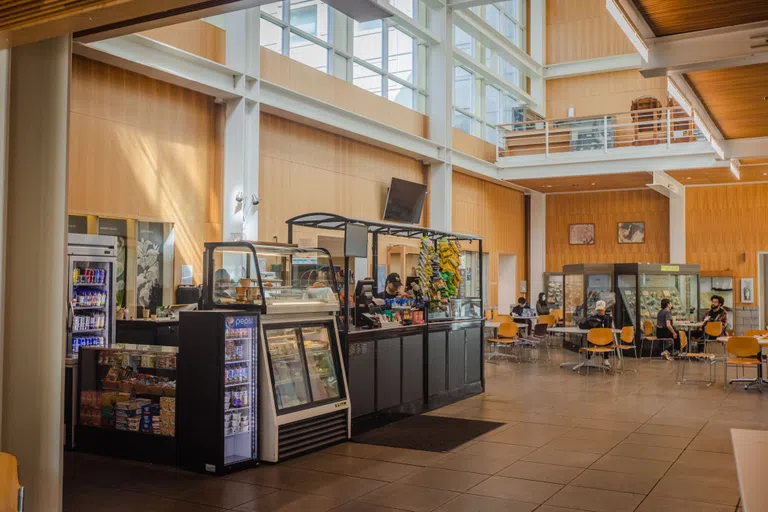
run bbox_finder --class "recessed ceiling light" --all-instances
[591,182,596,186]
[763,172,767,176]
[544,185,552,188]
[686,177,692,180]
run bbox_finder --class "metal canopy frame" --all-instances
[286,212,484,336]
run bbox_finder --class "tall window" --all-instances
[354,20,383,67]
[454,66,473,113]
[260,18,283,54]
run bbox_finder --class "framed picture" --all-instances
[569,224,595,245]
[741,278,754,303]
[618,222,645,244]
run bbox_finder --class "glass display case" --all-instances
[76,344,178,464]
[543,272,564,311]
[450,298,482,320]
[562,264,615,326]
[614,264,700,342]
[699,273,734,330]
[203,242,340,314]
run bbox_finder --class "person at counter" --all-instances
[536,293,550,315]
[657,298,678,361]
[377,273,404,300]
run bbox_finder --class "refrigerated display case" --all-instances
[562,264,615,327]
[543,273,564,311]
[699,272,734,330]
[614,264,699,343]
[178,311,259,475]
[75,344,178,464]
[201,241,350,463]
[67,234,118,357]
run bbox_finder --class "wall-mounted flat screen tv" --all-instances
[382,178,427,224]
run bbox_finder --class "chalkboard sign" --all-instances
[98,218,127,237]
[68,215,87,234]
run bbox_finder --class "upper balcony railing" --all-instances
[497,106,705,159]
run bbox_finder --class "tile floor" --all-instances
[65,347,763,511]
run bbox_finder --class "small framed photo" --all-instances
[741,278,754,303]
[569,224,595,245]
[618,222,645,244]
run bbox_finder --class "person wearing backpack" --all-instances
[578,300,613,367]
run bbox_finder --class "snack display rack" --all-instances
[75,345,178,464]
[178,311,259,475]
[543,272,564,311]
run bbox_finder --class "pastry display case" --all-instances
[203,242,340,315]
[614,263,699,342]
[562,264,615,326]
[543,272,564,311]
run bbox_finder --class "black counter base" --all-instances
[76,426,177,466]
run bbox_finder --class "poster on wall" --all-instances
[741,278,754,303]
[98,218,128,308]
[569,224,595,245]
[137,222,164,314]
[618,222,645,244]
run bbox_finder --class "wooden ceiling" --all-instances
[686,63,768,139]
[509,172,653,193]
[634,0,768,37]
[667,165,768,185]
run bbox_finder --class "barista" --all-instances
[378,273,404,300]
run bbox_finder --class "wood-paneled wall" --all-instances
[68,55,222,286]
[259,112,427,256]
[453,129,497,163]
[546,190,669,271]
[687,184,768,307]
[453,173,527,308]
[260,48,427,138]
[546,0,636,64]
[141,20,226,65]
[546,70,668,119]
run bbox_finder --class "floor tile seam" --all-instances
[629,433,691,512]
[276,464,416,483]
[392,473,491,492]
[492,469,587,486]
[415,464,501,478]
[463,487,554,507]
[565,481,647,499]
[287,453,442,469]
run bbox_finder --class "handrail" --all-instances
[497,106,703,159]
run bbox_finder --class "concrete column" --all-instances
[669,190,686,263]
[427,4,453,232]
[529,192,546,300]
[4,36,72,512]
[223,98,247,241]
[528,0,546,116]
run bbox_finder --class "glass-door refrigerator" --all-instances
[67,234,118,357]
[260,319,349,462]
[178,311,259,475]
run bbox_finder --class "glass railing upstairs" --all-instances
[497,106,705,159]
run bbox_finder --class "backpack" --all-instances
[578,316,603,330]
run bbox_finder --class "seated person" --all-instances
[377,273,404,300]
[578,300,613,367]
[511,297,530,316]
[657,298,678,361]
[536,292,550,316]
[692,295,728,341]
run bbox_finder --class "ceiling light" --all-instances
[685,177,692,180]
[730,159,741,180]
[591,182,596,186]
[763,172,767,176]
[544,185,552,188]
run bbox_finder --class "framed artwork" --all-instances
[618,222,645,244]
[741,278,754,303]
[569,224,595,245]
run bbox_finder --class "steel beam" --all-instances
[724,137,768,160]
[374,1,440,45]
[544,53,642,79]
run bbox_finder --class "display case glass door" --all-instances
[223,315,257,466]
[617,274,638,328]
[265,328,312,411]
[68,256,114,357]
[300,326,341,402]
[586,274,612,316]
[564,274,584,326]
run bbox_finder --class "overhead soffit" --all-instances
[634,0,768,37]
[667,165,768,185]
[508,172,653,194]
[686,63,768,140]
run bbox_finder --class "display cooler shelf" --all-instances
[225,359,247,365]
[225,382,250,388]
[73,328,105,334]
[224,430,251,438]
[225,337,251,342]
[225,406,250,412]
[73,282,107,287]
[74,305,107,311]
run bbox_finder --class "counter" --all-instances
[116,319,179,347]
[346,318,484,433]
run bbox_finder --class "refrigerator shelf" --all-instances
[225,406,250,412]
[74,328,105,334]
[224,382,250,388]
[73,282,107,287]
[224,359,247,365]
[74,306,106,311]
[224,430,250,438]
[224,337,251,342]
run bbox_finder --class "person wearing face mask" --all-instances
[536,292,550,316]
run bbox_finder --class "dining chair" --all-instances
[518,323,551,362]
[487,322,519,362]
[617,326,638,365]
[550,309,564,325]
[676,331,717,386]
[0,452,23,512]
[640,319,669,362]
[725,336,763,392]
[579,328,615,376]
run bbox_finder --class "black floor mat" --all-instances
[352,415,505,452]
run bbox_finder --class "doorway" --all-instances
[498,254,517,315]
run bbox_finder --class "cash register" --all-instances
[354,278,383,329]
